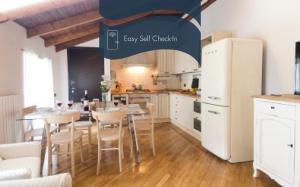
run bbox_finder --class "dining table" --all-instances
[16,103,146,174]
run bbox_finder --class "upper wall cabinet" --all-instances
[155,32,231,75]
[174,50,200,74]
[156,50,175,75]
[201,31,232,49]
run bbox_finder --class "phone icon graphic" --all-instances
[107,30,119,50]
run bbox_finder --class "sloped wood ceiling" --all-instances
[0,0,216,52]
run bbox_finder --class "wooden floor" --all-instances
[50,123,280,187]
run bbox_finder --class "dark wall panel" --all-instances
[68,47,104,102]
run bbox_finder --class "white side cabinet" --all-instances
[254,98,300,187]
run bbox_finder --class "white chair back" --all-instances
[92,110,124,138]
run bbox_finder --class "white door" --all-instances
[202,103,230,160]
[256,114,295,183]
[201,39,232,106]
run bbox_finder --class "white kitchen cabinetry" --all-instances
[201,31,232,49]
[174,50,199,74]
[170,93,196,137]
[151,93,169,122]
[156,50,175,75]
[254,97,300,187]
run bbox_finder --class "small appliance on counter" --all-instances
[191,74,201,96]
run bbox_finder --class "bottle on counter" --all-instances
[83,90,89,111]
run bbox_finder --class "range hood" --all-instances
[123,53,153,68]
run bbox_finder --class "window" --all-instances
[23,51,54,107]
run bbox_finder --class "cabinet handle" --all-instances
[208,110,219,115]
[270,106,275,110]
[208,96,221,100]
[288,144,294,148]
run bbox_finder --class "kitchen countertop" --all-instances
[111,90,199,98]
[254,94,300,104]
[169,91,199,99]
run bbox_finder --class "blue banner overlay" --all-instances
[100,0,200,24]
[100,16,200,64]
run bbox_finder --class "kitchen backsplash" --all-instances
[110,59,180,90]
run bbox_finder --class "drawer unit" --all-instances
[256,100,296,119]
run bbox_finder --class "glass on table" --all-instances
[67,100,74,109]
[56,100,63,110]
[113,100,119,107]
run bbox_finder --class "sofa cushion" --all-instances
[0,168,31,181]
[0,157,40,178]
[0,173,72,187]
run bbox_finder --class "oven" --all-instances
[194,100,201,114]
[129,94,151,110]
[193,100,201,134]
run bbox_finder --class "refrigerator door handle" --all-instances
[208,96,221,100]
[208,110,220,115]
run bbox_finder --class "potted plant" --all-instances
[99,75,112,107]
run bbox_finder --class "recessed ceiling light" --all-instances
[0,0,46,12]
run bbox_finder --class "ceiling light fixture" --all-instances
[0,0,46,12]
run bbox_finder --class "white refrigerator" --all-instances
[201,38,263,163]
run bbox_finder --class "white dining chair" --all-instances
[92,110,125,175]
[131,103,156,157]
[44,112,84,178]
[67,101,95,154]
[21,106,44,141]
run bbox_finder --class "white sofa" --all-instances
[0,142,72,187]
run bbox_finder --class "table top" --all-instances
[17,104,146,121]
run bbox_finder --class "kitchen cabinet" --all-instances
[170,93,195,134]
[174,50,200,74]
[201,31,232,49]
[156,50,175,75]
[151,93,169,122]
[254,97,300,187]
[158,94,169,119]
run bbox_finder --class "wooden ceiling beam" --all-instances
[0,0,88,22]
[102,10,182,26]
[55,32,99,52]
[202,0,216,11]
[44,24,99,47]
[27,10,102,38]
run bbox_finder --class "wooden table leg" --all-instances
[127,115,140,164]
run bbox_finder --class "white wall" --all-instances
[202,0,300,94]
[53,50,69,102]
[0,21,56,97]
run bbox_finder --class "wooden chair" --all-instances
[131,103,156,156]
[67,102,95,154]
[21,106,43,141]
[92,110,125,175]
[44,112,84,178]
